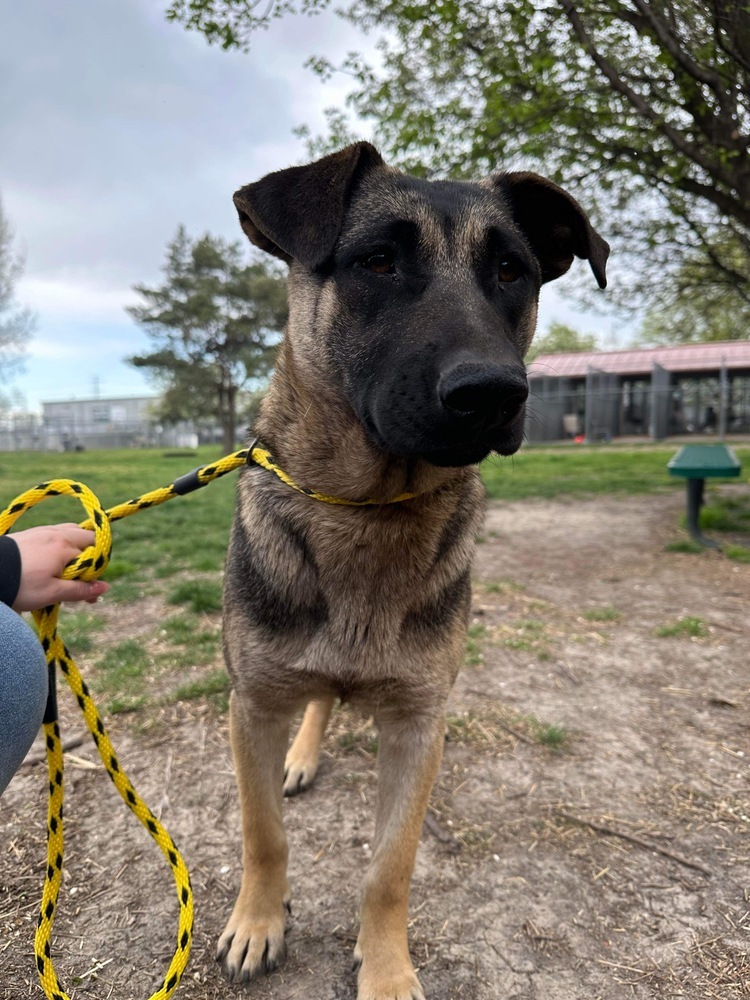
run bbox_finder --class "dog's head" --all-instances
[234,142,608,467]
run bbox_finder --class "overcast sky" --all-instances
[2,0,625,413]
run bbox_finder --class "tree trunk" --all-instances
[221,382,237,453]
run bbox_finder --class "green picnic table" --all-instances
[668,444,742,548]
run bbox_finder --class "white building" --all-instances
[35,395,212,451]
[41,395,162,450]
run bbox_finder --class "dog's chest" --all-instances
[308,511,442,633]
[227,475,484,693]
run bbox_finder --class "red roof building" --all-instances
[525,341,750,441]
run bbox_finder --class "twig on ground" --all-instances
[21,733,86,767]
[554,810,713,877]
[463,693,536,744]
[493,719,536,745]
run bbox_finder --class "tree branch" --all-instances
[711,0,750,76]
[678,175,750,229]
[628,0,725,95]
[557,0,737,191]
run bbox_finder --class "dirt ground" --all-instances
[2,489,749,1000]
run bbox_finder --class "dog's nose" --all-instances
[438,363,529,426]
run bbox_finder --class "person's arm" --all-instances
[1,524,109,612]
[0,535,22,607]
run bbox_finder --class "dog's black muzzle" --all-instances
[361,356,529,468]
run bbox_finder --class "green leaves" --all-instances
[526,322,598,361]
[165,0,332,50]
[164,0,750,317]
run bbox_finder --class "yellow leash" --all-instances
[0,442,416,1000]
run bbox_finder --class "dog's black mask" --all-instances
[327,175,538,466]
[234,142,609,468]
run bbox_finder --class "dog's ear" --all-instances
[492,172,609,289]
[233,142,385,268]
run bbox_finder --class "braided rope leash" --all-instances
[0,443,416,999]
[0,475,199,1000]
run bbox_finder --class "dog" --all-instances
[216,142,609,999]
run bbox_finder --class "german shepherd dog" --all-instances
[217,142,608,999]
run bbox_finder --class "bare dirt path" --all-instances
[2,491,749,999]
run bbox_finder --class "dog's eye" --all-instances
[498,259,523,283]
[361,250,395,275]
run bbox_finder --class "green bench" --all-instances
[668,444,742,548]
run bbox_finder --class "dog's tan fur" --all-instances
[217,142,608,999]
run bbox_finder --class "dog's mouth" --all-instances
[418,425,525,467]
[363,409,526,468]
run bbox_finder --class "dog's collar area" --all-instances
[245,439,418,507]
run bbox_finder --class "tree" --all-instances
[0,193,35,397]
[165,0,750,313]
[639,235,750,343]
[526,321,598,361]
[127,227,288,452]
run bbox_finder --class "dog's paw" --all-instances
[354,950,426,1000]
[283,749,319,797]
[216,906,288,982]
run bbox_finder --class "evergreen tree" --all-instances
[128,226,287,451]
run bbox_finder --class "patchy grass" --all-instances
[465,623,487,666]
[106,578,159,604]
[334,715,380,757]
[527,719,570,751]
[665,539,704,554]
[60,609,106,654]
[672,492,750,557]
[655,615,708,639]
[481,578,525,595]
[725,544,750,563]
[158,614,220,652]
[498,617,554,660]
[317,704,573,762]
[102,558,138,581]
[160,614,198,644]
[96,638,152,713]
[170,669,230,709]
[700,494,750,532]
[445,708,571,754]
[581,605,622,623]
[168,578,223,614]
[445,711,514,750]
[156,644,220,673]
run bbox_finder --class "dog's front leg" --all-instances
[355,709,445,1000]
[217,691,291,981]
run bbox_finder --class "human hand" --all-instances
[11,524,110,612]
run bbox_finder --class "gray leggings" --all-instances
[0,602,48,795]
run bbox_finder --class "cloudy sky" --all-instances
[2,1,623,413]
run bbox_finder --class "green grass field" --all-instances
[482,443,750,501]
[2,443,749,578]
[2,442,748,714]
[0,447,238,581]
